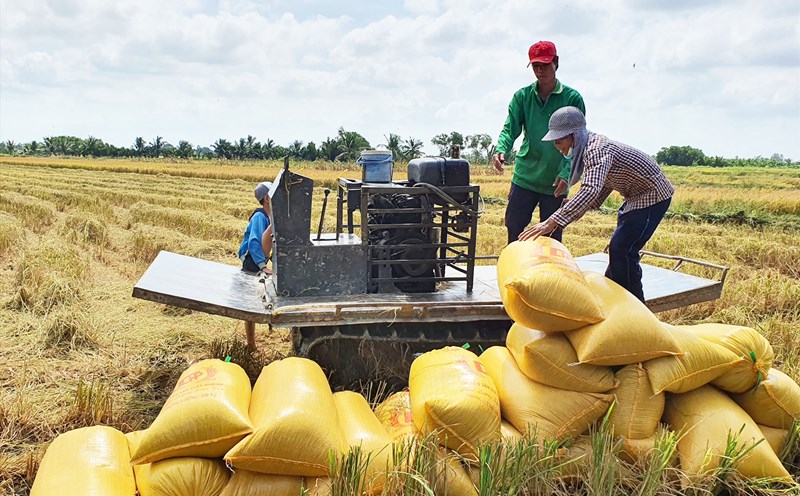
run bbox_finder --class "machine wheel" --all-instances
[292,320,510,391]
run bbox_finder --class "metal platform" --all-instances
[133,249,728,328]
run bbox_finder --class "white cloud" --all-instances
[0,0,798,159]
[404,0,439,16]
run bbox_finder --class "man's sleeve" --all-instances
[495,92,524,155]
[247,214,268,267]
[550,148,613,227]
[574,92,586,116]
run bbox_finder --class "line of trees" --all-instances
[0,128,434,163]
[0,134,795,168]
[0,128,501,164]
[655,145,795,167]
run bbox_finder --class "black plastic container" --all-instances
[407,157,470,188]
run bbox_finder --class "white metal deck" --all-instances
[133,250,726,328]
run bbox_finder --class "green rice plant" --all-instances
[684,425,794,496]
[779,419,800,473]
[62,379,114,429]
[634,427,681,496]
[477,431,563,496]
[39,306,98,351]
[8,240,89,313]
[585,406,623,496]
[382,434,438,496]
[328,446,373,496]
[0,212,23,255]
[60,212,109,247]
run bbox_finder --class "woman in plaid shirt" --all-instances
[519,106,674,302]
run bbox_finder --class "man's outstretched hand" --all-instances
[553,177,568,197]
[519,218,559,242]
[491,153,505,174]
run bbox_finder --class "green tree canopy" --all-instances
[431,131,464,156]
[655,145,706,166]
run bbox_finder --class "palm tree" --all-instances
[245,135,257,159]
[24,140,39,156]
[384,133,403,160]
[234,138,248,160]
[261,138,275,160]
[302,141,318,161]
[289,140,304,158]
[83,136,102,156]
[212,138,232,159]
[133,137,146,157]
[401,137,424,160]
[319,137,341,162]
[149,136,164,157]
[337,127,370,161]
[176,140,194,159]
[3,140,17,155]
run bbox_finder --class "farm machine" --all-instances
[133,155,729,388]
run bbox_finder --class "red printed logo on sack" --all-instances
[390,409,414,427]
[454,358,489,376]
[175,366,219,389]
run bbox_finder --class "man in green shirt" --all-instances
[492,40,586,244]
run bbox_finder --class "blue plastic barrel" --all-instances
[357,150,394,183]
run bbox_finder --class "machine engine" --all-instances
[367,193,437,293]
[268,156,480,298]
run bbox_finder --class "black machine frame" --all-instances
[335,178,480,293]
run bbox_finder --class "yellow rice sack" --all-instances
[506,322,615,392]
[662,385,791,481]
[619,435,658,464]
[375,391,418,441]
[554,436,606,481]
[31,426,136,496]
[731,368,800,429]
[479,346,613,441]
[134,458,230,496]
[225,357,345,476]
[497,238,604,332]
[608,364,664,440]
[220,471,330,496]
[566,272,683,366]
[408,346,500,459]
[409,347,501,460]
[130,359,253,464]
[758,424,789,455]
[334,391,393,495]
[682,323,774,393]
[434,448,478,496]
[127,429,230,496]
[644,324,741,394]
[501,420,523,443]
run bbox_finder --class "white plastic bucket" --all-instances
[357,150,394,183]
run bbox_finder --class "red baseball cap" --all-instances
[528,41,557,66]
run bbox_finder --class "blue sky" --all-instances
[1,0,798,159]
